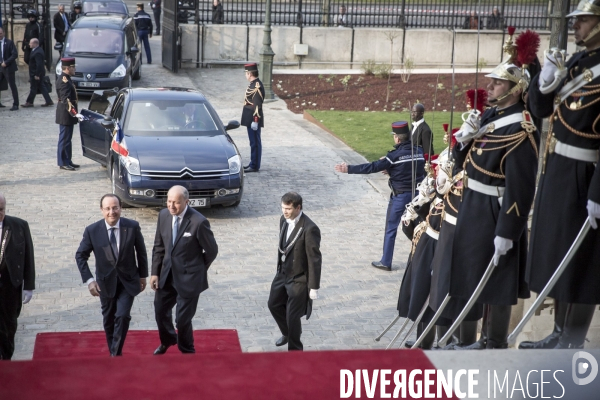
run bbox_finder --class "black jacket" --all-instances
[0,38,19,72]
[53,12,70,42]
[348,141,425,193]
[411,120,434,159]
[152,207,218,299]
[23,21,44,49]
[212,4,224,24]
[28,47,46,77]
[134,10,153,31]
[0,216,35,290]
[55,72,79,125]
[75,218,148,298]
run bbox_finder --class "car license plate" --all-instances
[188,198,207,207]
[79,82,99,87]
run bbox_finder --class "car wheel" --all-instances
[132,62,141,80]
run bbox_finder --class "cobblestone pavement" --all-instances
[0,37,414,359]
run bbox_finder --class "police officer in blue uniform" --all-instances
[134,3,153,64]
[335,121,425,271]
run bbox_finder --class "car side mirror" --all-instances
[225,120,240,131]
[101,116,115,128]
[127,46,139,56]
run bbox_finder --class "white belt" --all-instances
[426,227,439,240]
[480,113,524,134]
[552,138,599,163]
[465,177,506,197]
[443,212,457,225]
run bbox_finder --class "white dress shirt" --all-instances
[411,118,424,134]
[0,39,5,64]
[285,211,303,242]
[85,219,120,286]
[172,206,188,230]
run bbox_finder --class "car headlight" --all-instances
[228,155,241,174]
[110,64,127,78]
[55,61,62,76]
[122,155,141,176]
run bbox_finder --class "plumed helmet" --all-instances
[567,0,600,17]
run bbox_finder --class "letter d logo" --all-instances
[572,351,598,386]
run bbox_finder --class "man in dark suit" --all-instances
[22,39,54,107]
[0,193,35,360]
[0,27,20,111]
[53,4,70,58]
[150,185,218,355]
[410,103,434,160]
[55,57,82,171]
[268,192,322,351]
[75,194,148,356]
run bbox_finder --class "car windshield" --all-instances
[83,2,128,15]
[124,100,221,136]
[66,28,123,54]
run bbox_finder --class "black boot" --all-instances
[459,320,478,346]
[519,300,565,350]
[555,303,595,349]
[486,304,511,349]
[434,325,451,348]
[455,305,488,350]
[405,322,435,349]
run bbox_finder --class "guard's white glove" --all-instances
[539,48,568,94]
[22,290,33,304]
[454,110,482,143]
[75,113,86,122]
[492,236,513,266]
[309,289,319,300]
[587,200,600,229]
[251,121,259,131]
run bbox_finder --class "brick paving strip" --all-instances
[0,58,414,359]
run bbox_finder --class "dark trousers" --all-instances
[267,270,308,351]
[381,192,412,267]
[26,74,52,105]
[154,271,200,353]
[100,280,134,356]
[0,270,22,360]
[0,67,19,106]
[138,30,152,63]
[57,124,74,166]
[153,9,162,34]
[246,125,262,170]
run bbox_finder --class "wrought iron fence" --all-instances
[188,0,577,30]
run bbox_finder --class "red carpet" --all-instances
[1,349,456,399]
[32,329,241,359]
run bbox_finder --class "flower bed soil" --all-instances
[272,72,488,114]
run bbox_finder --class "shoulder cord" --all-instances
[410,221,428,256]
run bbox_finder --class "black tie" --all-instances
[110,227,118,259]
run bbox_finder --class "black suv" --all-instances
[56,14,141,93]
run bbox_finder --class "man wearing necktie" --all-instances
[75,194,148,356]
[267,192,322,351]
[53,5,70,58]
[150,185,218,355]
[0,27,20,111]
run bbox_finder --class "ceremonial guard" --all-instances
[448,29,540,349]
[241,63,265,173]
[55,58,82,171]
[524,2,600,350]
[335,122,425,271]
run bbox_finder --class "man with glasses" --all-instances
[55,57,83,171]
[75,194,148,356]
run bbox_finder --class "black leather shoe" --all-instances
[275,336,288,347]
[10,105,18,111]
[244,167,259,173]
[153,343,174,355]
[404,340,415,349]
[454,338,487,350]
[60,165,76,171]
[518,333,561,350]
[371,261,391,271]
[70,163,80,168]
